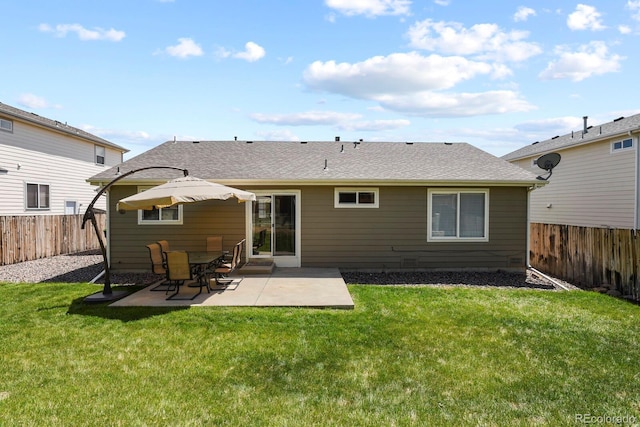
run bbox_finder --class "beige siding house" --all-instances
[89,140,541,272]
[503,114,640,229]
[0,102,128,215]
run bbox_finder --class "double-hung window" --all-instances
[334,188,379,208]
[428,189,489,242]
[95,145,105,165]
[26,183,50,210]
[137,186,183,225]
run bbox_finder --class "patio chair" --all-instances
[165,250,207,300]
[157,240,170,264]
[206,235,229,267]
[145,243,172,292]
[206,236,223,252]
[214,239,245,286]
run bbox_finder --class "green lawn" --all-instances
[1,282,639,426]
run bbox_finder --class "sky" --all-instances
[2,0,640,160]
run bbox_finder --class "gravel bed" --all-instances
[342,270,577,291]
[0,251,576,291]
[0,250,158,285]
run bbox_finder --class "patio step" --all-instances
[239,259,275,275]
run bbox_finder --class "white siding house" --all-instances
[0,102,128,215]
[503,114,640,229]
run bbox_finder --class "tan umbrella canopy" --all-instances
[116,176,256,211]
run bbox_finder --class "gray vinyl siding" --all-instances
[108,185,247,271]
[109,184,528,272]
[511,137,637,228]
[299,186,527,270]
[0,119,123,215]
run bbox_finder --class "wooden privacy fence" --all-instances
[0,214,105,266]
[530,222,639,300]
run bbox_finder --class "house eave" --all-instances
[506,126,640,162]
[89,177,543,188]
[0,109,128,153]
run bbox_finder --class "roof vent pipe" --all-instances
[583,116,588,134]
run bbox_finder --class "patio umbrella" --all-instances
[116,176,256,211]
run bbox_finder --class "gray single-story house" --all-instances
[88,140,542,273]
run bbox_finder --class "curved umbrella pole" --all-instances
[81,166,188,303]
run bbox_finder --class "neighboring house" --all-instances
[0,102,128,215]
[89,139,542,272]
[503,114,640,229]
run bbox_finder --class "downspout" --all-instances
[527,185,532,268]
[636,131,639,229]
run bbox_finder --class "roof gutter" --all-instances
[88,178,545,188]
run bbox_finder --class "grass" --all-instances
[1,283,639,426]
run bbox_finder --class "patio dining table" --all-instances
[187,250,225,289]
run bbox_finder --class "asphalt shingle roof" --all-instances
[502,113,640,161]
[90,140,539,185]
[0,102,128,152]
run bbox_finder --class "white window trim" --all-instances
[427,188,489,242]
[0,118,13,132]
[136,186,183,225]
[95,145,106,165]
[611,137,634,153]
[25,182,51,210]
[334,187,379,208]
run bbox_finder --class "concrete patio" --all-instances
[109,267,355,309]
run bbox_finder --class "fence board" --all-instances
[0,214,105,266]
[530,223,639,301]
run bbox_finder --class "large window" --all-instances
[137,186,183,225]
[334,188,379,208]
[428,189,488,242]
[26,183,50,210]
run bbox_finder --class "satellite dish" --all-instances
[535,152,561,180]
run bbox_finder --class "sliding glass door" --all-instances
[248,191,300,267]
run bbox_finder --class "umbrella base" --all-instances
[84,290,130,304]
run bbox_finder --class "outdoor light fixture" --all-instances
[82,166,189,303]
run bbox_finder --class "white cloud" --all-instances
[302,52,536,116]
[567,4,605,31]
[514,6,536,22]
[325,0,411,17]
[407,19,542,62]
[514,116,583,134]
[18,94,51,109]
[374,90,535,117]
[337,119,410,131]
[627,1,640,21]
[304,52,494,98]
[81,125,151,141]
[539,41,623,82]
[434,0,450,6]
[619,25,632,34]
[38,23,125,41]
[163,38,203,59]
[250,111,363,126]
[255,129,300,141]
[233,42,266,62]
[250,110,410,132]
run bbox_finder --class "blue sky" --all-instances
[2,0,640,159]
